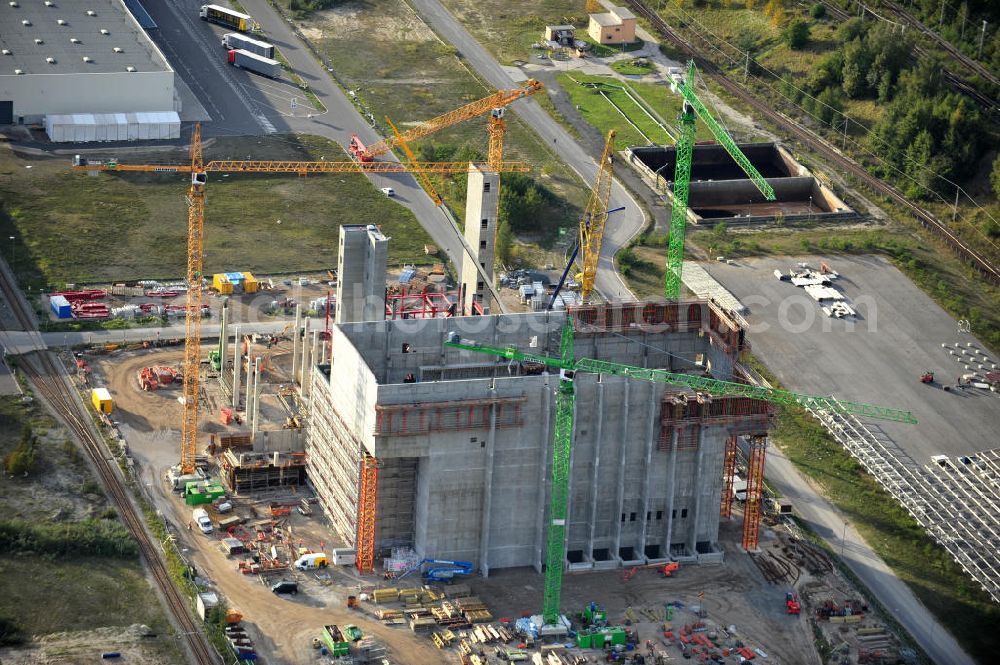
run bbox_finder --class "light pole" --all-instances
[841,520,849,559]
[7,235,14,266]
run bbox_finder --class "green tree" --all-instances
[495,219,514,266]
[810,3,826,19]
[989,154,1000,199]
[4,425,36,476]
[782,19,811,49]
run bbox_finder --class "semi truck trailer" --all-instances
[221,32,275,59]
[227,49,281,79]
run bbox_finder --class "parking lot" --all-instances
[702,254,999,464]
[144,0,309,136]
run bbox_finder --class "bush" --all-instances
[4,425,37,476]
[0,519,138,558]
[810,3,826,19]
[782,19,811,49]
[0,617,25,646]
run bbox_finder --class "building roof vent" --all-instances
[70,37,80,44]
[46,57,55,64]
[125,65,135,72]
[56,19,67,25]
[86,10,96,16]
[14,69,23,75]
[112,47,122,53]
[21,19,31,25]
[34,38,43,44]
[44,1,54,6]
[9,1,19,7]
[100,28,108,35]
[82,56,91,63]
[1,49,10,55]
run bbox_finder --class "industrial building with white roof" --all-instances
[0,0,176,124]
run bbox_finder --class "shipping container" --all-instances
[46,112,181,143]
[200,4,253,31]
[227,49,281,79]
[50,295,72,319]
[91,388,113,414]
[221,32,275,59]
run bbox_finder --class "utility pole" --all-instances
[979,21,988,59]
[953,186,960,223]
[744,51,749,83]
[842,116,848,150]
[960,7,967,41]
[939,0,946,30]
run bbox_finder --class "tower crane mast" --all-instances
[665,62,775,299]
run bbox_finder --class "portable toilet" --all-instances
[91,388,113,414]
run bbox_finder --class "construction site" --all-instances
[2,1,999,664]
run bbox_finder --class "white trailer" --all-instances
[222,33,275,59]
[227,49,281,79]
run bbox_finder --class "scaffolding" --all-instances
[219,450,307,495]
[356,453,380,575]
[720,434,738,519]
[741,435,767,551]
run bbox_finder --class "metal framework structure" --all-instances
[73,158,530,175]
[180,124,206,474]
[352,80,543,162]
[549,131,619,309]
[664,61,776,299]
[445,316,915,625]
[720,434,737,519]
[356,453,380,574]
[741,435,767,551]
[386,115,444,205]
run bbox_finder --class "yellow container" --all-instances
[91,387,112,414]
[212,274,234,295]
[241,272,258,293]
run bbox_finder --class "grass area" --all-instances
[747,360,1000,664]
[0,134,433,287]
[274,0,590,244]
[556,72,717,149]
[435,0,589,65]
[609,56,656,76]
[0,557,175,635]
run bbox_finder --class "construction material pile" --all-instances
[774,262,855,318]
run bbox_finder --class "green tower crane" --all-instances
[445,319,915,626]
[665,61,777,298]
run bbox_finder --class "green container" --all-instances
[609,627,626,646]
[576,631,592,649]
[591,632,605,649]
[322,625,350,657]
[184,481,225,505]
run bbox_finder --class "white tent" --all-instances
[45,111,180,143]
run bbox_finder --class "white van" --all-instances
[192,508,213,534]
[294,552,329,570]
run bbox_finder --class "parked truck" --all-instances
[227,49,281,79]
[200,4,254,31]
[221,32,275,59]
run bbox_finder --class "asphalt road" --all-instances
[407,0,645,302]
[767,446,975,665]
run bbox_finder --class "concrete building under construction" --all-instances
[305,302,772,576]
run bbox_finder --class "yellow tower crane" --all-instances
[548,130,621,309]
[73,130,530,475]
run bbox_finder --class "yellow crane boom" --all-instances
[578,130,616,301]
[349,79,544,161]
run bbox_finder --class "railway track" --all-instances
[0,266,218,665]
[622,0,1000,285]
[882,0,1000,90]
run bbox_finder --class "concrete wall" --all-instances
[304,310,756,574]
[0,71,175,123]
[336,225,389,324]
[460,165,498,314]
